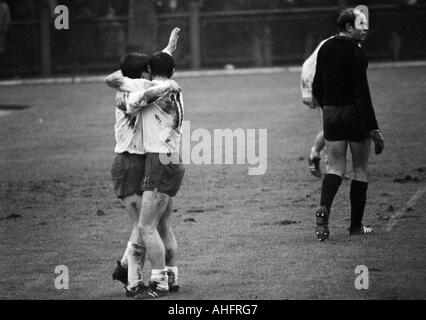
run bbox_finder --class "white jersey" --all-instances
[127,80,184,154]
[108,48,174,154]
[300,37,333,104]
[113,78,151,154]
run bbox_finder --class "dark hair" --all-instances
[336,8,357,33]
[120,53,149,79]
[149,52,175,78]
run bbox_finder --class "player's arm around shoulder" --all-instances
[126,89,151,114]
[126,80,181,114]
[105,70,125,90]
[105,70,152,92]
[147,79,181,100]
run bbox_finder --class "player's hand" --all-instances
[370,129,384,155]
[302,97,320,109]
[302,98,315,109]
[312,96,321,109]
[166,27,181,55]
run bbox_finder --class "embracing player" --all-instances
[106,28,181,297]
[122,52,185,299]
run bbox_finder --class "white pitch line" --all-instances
[386,184,426,232]
[0,110,12,118]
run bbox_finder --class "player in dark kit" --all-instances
[312,8,384,242]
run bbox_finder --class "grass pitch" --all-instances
[0,67,425,299]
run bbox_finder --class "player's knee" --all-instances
[328,145,344,160]
[129,222,140,237]
[123,194,141,207]
[327,166,346,178]
[352,168,368,182]
[137,223,155,238]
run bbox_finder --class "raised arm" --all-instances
[163,27,181,56]
[105,27,180,91]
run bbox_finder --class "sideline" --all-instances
[386,184,426,232]
[1,61,426,87]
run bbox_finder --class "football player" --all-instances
[106,28,181,297]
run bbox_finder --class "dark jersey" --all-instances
[312,36,379,131]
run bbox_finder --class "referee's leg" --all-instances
[320,140,346,213]
[349,139,371,182]
[325,140,347,178]
[315,140,347,241]
[348,139,372,231]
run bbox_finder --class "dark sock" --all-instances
[350,180,368,229]
[320,174,342,212]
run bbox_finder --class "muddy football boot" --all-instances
[134,281,169,300]
[112,261,127,285]
[308,156,322,178]
[125,282,148,298]
[315,206,330,242]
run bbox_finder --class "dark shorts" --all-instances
[142,153,185,197]
[323,105,370,141]
[111,153,146,200]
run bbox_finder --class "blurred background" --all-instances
[0,0,425,78]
